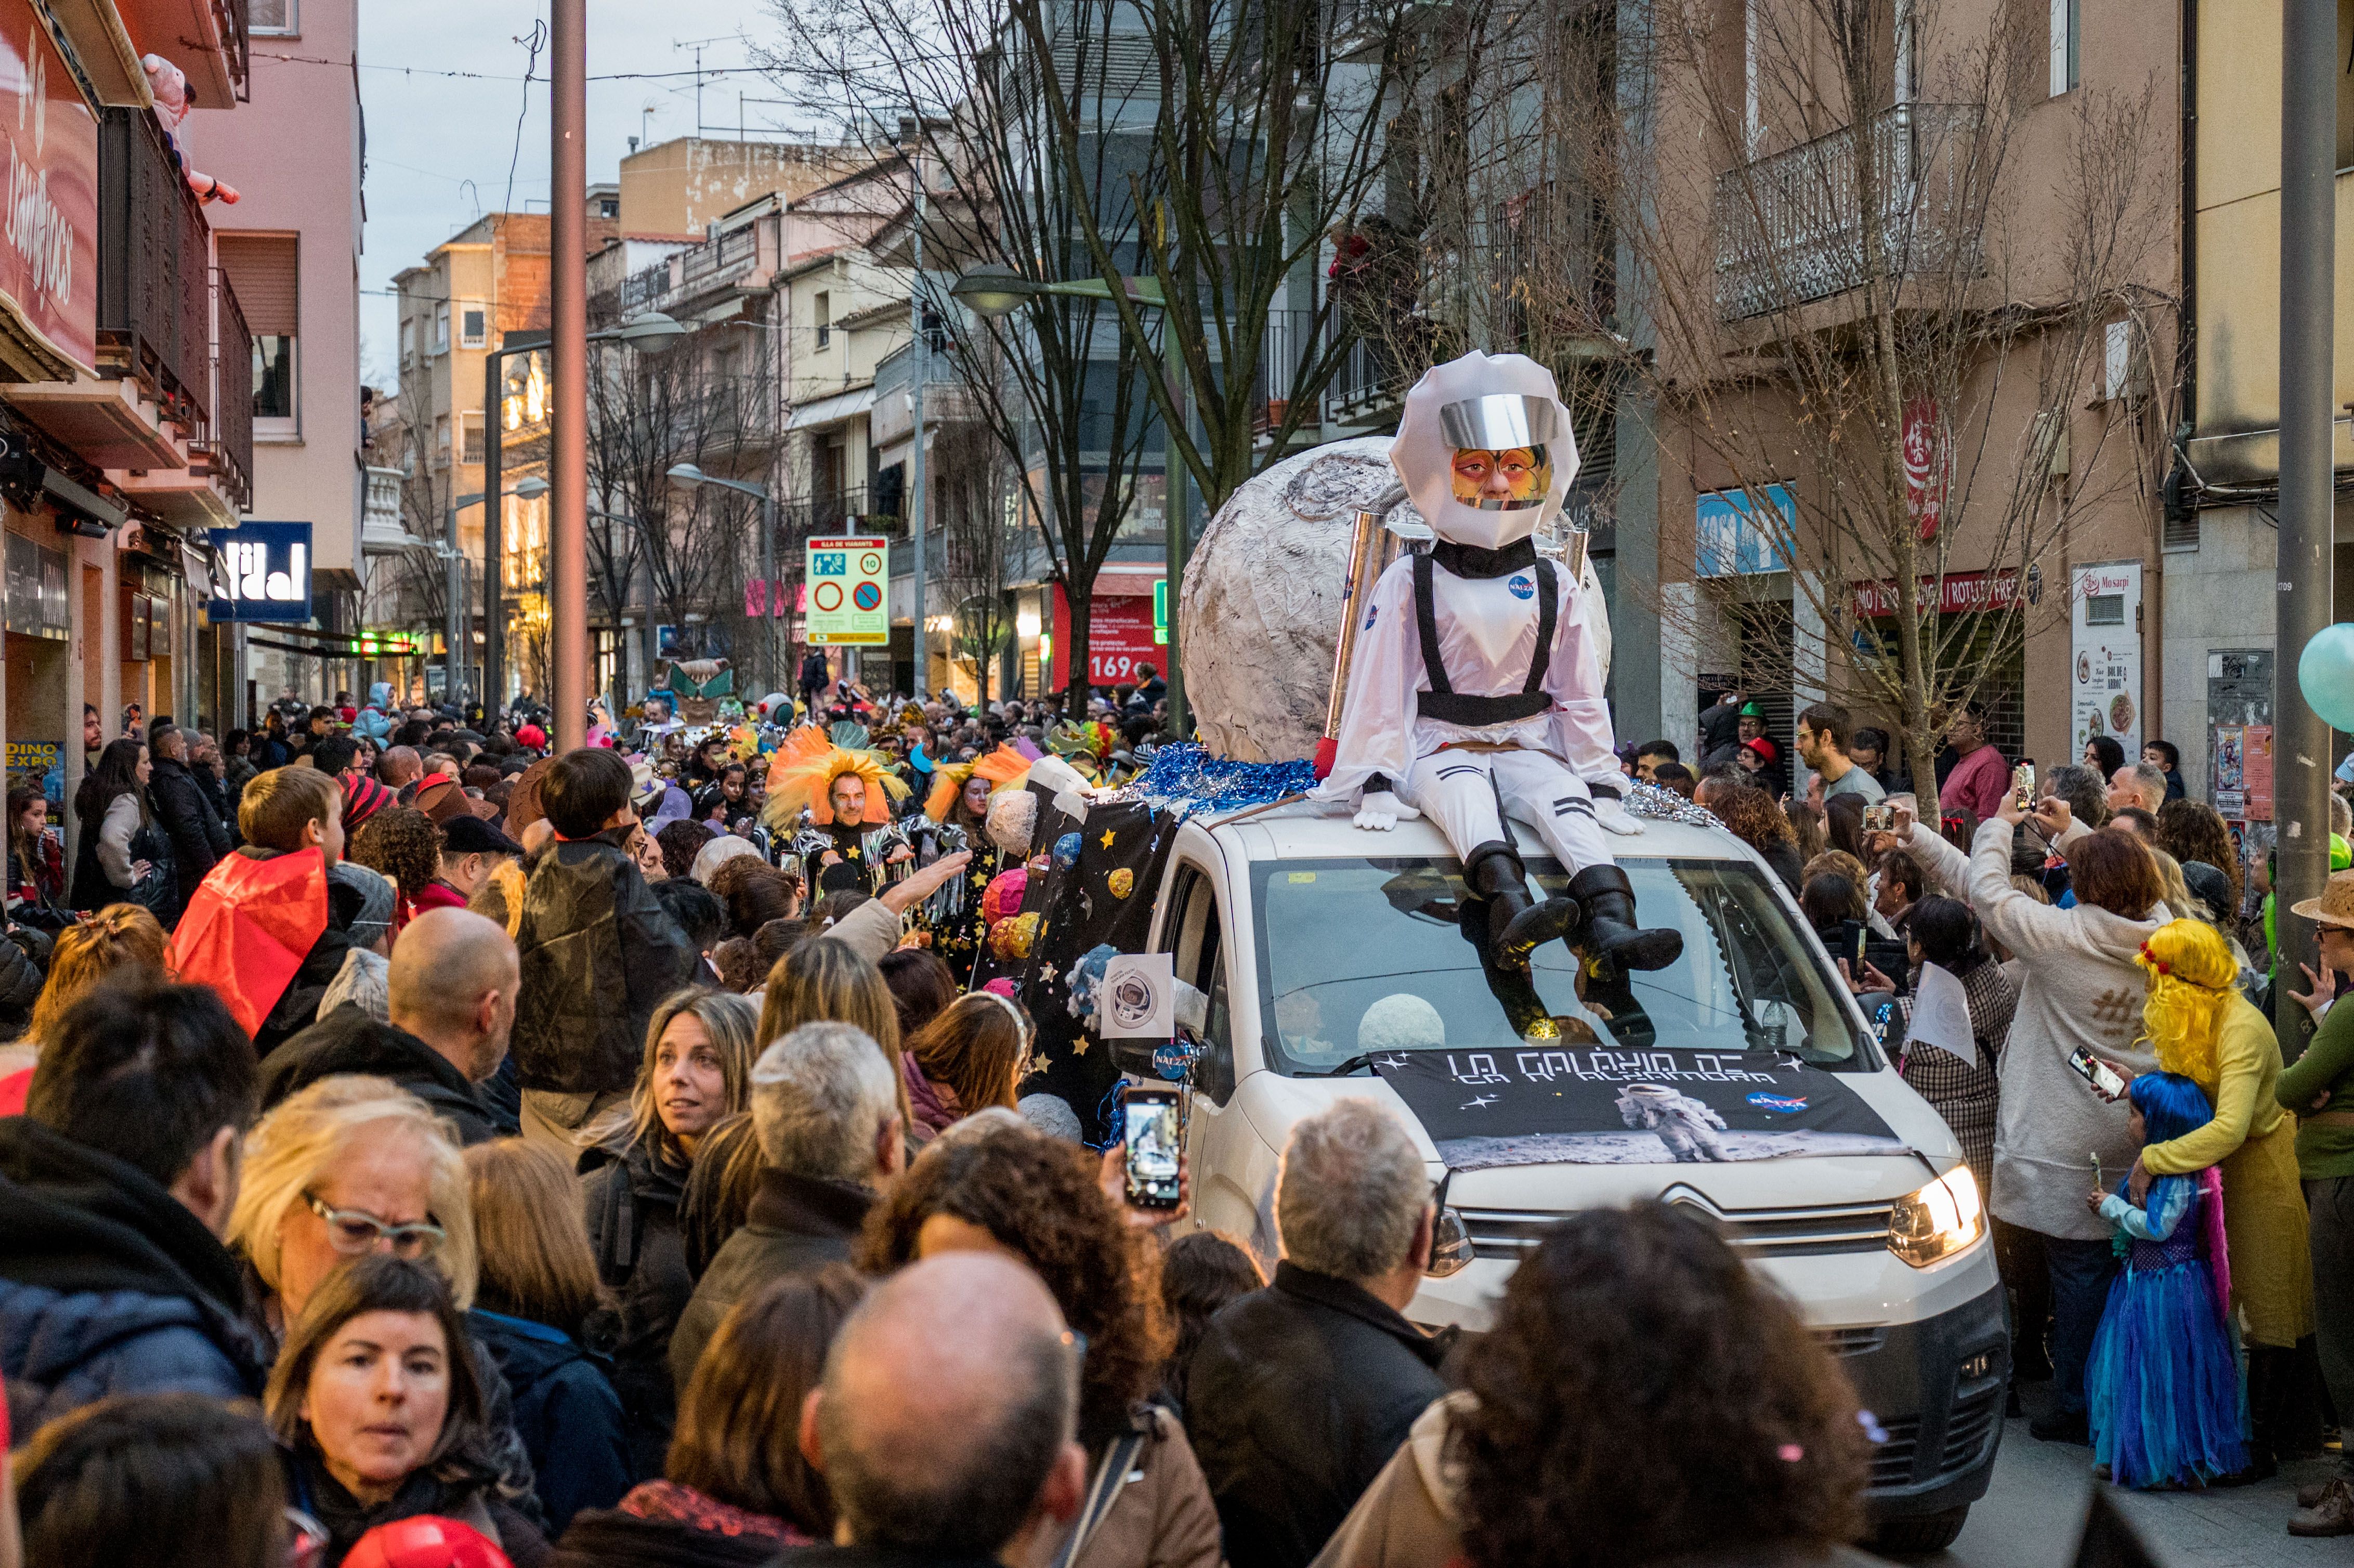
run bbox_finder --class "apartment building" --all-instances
[0,0,261,838]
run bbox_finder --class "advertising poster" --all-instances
[1052,584,1162,686]
[0,0,96,374]
[2071,561,2142,759]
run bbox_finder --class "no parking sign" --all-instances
[805,536,890,645]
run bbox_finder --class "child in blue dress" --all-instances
[2084,1070,2248,1488]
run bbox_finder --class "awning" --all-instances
[787,385,877,432]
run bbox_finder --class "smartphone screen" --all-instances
[2068,1047,2129,1101]
[1123,1091,1182,1209]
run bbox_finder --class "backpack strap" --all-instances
[1052,1419,1154,1568]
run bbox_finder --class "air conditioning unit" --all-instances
[2103,319,2150,403]
[2031,410,2071,476]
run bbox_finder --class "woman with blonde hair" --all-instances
[464,1139,632,1532]
[2126,917,2314,1477]
[757,935,910,1122]
[0,902,169,1103]
[578,987,762,1475]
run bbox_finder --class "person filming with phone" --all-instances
[1885,786,2161,1447]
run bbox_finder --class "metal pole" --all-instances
[483,348,506,716]
[760,491,777,697]
[442,501,460,709]
[551,0,588,753]
[909,160,928,703]
[2278,0,2336,1060]
[1162,306,1189,735]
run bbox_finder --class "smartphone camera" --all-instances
[1123,1089,1182,1210]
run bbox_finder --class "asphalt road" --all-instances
[1923,1416,2346,1568]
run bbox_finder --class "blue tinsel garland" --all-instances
[1124,742,1321,815]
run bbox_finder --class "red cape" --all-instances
[168,849,330,1039]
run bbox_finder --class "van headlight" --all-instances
[1888,1166,1983,1268]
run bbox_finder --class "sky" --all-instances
[352,0,815,390]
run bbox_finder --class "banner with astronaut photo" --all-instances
[1375,1047,1906,1169]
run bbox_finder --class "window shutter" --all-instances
[217,234,299,337]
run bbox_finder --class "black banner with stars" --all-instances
[1374,1047,1906,1170]
[1014,801,1180,1142]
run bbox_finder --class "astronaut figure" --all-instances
[1616,1083,1731,1163]
[1319,350,1683,994]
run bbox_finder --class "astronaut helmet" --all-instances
[1391,350,1581,551]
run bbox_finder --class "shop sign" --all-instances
[1053,583,1163,687]
[205,521,313,622]
[1849,567,2020,620]
[0,0,95,374]
[1695,484,1796,578]
[804,537,888,645]
[1903,397,1945,540]
[5,738,55,778]
[2069,560,2142,760]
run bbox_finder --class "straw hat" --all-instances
[2290,868,2354,930]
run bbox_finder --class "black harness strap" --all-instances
[1413,554,1560,727]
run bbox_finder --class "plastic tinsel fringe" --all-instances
[1122,742,1322,816]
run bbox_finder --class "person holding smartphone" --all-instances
[1885,792,2163,1446]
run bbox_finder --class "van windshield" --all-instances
[1251,856,1876,1075]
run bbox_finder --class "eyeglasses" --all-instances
[305,1193,447,1260]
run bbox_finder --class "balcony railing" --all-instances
[1324,329,1410,418]
[681,225,759,285]
[206,271,252,509]
[99,107,216,440]
[780,486,875,540]
[1252,309,1318,434]
[1713,103,1985,322]
[620,260,672,316]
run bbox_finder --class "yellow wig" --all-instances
[2135,917,2237,1096]
[763,724,908,829]
[922,742,1033,822]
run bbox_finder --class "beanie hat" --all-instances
[342,774,395,833]
[515,723,547,749]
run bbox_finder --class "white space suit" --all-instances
[1317,351,1682,995]
[1617,1083,1731,1162]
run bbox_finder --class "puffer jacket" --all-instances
[0,1117,269,1442]
[509,829,697,1095]
[581,1134,693,1479]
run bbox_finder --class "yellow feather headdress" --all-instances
[763,725,909,829]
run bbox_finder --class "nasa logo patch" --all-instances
[1747,1092,1809,1114]
[1508,574,1535,600]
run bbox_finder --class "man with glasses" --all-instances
[0,979,268,1441]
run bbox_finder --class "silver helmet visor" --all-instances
[1438,394,1560,450]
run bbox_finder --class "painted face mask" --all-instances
[1447,445,1553,510]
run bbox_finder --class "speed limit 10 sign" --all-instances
[805,537,890,645]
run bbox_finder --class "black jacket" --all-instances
[0,928,43,1032]
[295,1445,552,1568]
[0,1118,269,1442]
[582,1136,693,1479]
[668,1168,872,1391]
[149,755,230,914]
[69,788,172,917]
[470,1308,634,1534]
[265,1003,511,1145]
[511,829,697,1094]
[1185,1263,1450,1568]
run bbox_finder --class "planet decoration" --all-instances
[1108,867,1134,899]
[2299,623,2354,733]
[1052,830,1085,870]
[990,911,1043,961]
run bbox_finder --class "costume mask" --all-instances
[1392,352,1579,551]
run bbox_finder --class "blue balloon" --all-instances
[2300,623,2354,733]
[1053,830,1085,870]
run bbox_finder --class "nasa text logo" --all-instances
[1746,1092,1808,1114]
[1507,574,1535,600]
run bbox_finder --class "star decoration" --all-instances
[1039,962,1060,983]
[1074,1036,1091,1056]
[1100,829,1116,848]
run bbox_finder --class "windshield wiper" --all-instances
[1303,1052,1382,1078]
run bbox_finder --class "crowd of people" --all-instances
[1642,696,2352,1528]
[0,666,2348,1564]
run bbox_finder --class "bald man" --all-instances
[801,1253,1087,1562]
[259,907,521,1143]
[377,744,424,802]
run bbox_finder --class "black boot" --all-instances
[1566,864,1685,973]
[1463,841,1578,970]
[1456,889,1559,1039]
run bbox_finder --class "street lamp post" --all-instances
[948,268,1190,735]
[668,464,778,696]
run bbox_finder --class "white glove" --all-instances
[1354,790,1419,831]
[1595,795,1644,836]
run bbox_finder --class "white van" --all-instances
[1125,802,2007,1553]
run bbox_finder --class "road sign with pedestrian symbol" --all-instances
[805,536,890,645]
